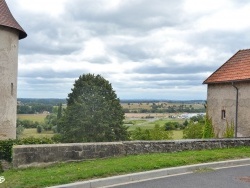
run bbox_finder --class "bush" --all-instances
[51,134,63,142]
[131,124,172,140]
[183,121,203,139]
[165,121,182,130]
[37,125,43,133]
[0,140,15,162]
[16,125,25,139]
[131,127,151,140]
[17,119,39,128]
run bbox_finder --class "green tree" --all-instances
[150,124,173,140]
[183,121,203,139]
[131,127,151,140]
[59,74,129,142]
[165,121,181,130]
[57,103,62,120]
[131,125,172,140]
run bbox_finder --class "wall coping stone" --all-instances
[12,138,250,168]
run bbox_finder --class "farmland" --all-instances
[17,100,205,140]
[18,113,185,140]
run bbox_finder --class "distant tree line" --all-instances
[17,103,54,114]
[123,104,205,113]
[18,98,66,105]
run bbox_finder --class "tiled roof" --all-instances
[0,0,27,39]
[203,49,250,84]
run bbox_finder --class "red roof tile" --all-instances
[203,49,250,84]
[0,0,27,39]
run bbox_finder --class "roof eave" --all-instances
[203,78,250,85]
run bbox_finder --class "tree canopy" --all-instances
[58,74,129,142]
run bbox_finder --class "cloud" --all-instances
[4,0,250,99]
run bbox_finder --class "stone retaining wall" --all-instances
[13,138,250,168]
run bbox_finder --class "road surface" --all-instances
[108,165,250,188]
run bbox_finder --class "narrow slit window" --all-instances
[11,83,13,96]
[221,110,226,119]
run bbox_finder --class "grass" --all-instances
[1,147,250,188]
[172,130,183,139]
[20,128,54,139]
[17,114,47,123]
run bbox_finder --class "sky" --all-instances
[6,0,250,100]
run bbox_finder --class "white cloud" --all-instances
[4,0,250,99]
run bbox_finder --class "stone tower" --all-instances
[0,0,27,140]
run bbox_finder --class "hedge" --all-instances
[0,137,56,162]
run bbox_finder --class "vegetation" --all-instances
[223,121,234,138]
[1,147,250,188]
[202,114,214,138]
[0,138,55,162]
[122,102,205,113]
[58,74,129,142]
[17,103,54,114]
[17,114,47,123]
[183,121,203,139]
[131,124,173,140]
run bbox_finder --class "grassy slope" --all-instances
[17,114,47,123]
[20,129,54,139]
[1,147,250,188]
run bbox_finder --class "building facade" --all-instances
[204,49,250,137]
[0,0,27,140]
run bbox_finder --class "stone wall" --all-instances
[207,82,250,137]
[0,26,19,140]
[13,138,250,168]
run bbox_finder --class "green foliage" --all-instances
[223,121,234,138]
[150,124,173,140]
[0,137,56,162]
[59,74,129,142]
[165,121,184,130]
[16,137,55,145]
[17,119,39,128]
[0,140,15,162]
[183,121,203,139]
[131,124,172,140]
[183,119,188,127]
[16,125,25,139]
[202,114,214,139]
[57,103,63,120]
[37,125,43,133]
[190,114,205,123]
[51,134,63,142]
[131,127,151,140]
[17,103,53,114]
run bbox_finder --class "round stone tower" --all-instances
[0,0,27,140]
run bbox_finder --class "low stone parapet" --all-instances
[13,138,250,168]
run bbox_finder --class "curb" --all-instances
[49,158,250,188]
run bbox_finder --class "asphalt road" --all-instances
[108,165,250,188]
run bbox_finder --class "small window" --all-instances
[221,110,226,119]
[11,83,13,96]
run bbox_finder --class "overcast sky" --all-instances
[6,0,250,100]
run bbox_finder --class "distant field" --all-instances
[125,117,184,139]
[121,102,204,110]
[125,113,181,118]
[20,128,54,139]
[19,113,185,140]
[17,114,47,122]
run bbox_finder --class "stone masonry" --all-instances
[13,138,250,168]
